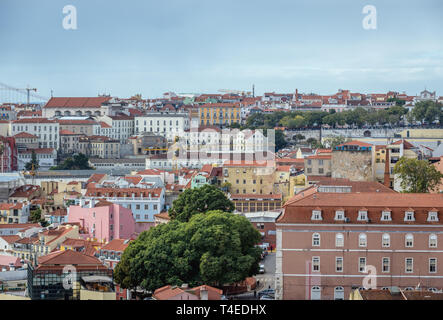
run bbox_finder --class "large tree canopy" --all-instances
[394,157,443,193]
[114,211,262,291]
[168,184,234,222]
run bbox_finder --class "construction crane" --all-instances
[0,82,48,106]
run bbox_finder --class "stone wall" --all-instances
[331,150,374,181]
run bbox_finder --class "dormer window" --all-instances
[311,210,322,221]
[404,211,415,222]
[357,210,368,221]
[428,211,439,222]
[381,211,392,221]
[334,210,345,221]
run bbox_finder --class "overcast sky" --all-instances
[1,0,442,100]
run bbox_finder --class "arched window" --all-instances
[429,234,437,248]
[311,286,321,300]
[312,233,320,246]
[359,233,367,247]
[334,286,344,300]
[382,233,390,247]
[336,233,344,247]
[405,234,414,247]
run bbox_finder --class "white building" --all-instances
[17,148,57,171]
[10,118,59,150]
[135,112,190,142]
[97,115,135,143]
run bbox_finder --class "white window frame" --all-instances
[429,258,437,273]
[404,211,415,222]
[334,210,345,221]
[382,257,390,273]
[405,234,414,248]
[312,233,320,247]
[382,233,390,248]
[359,257,367,273]
[405,258,413,273]
[335,233,344,247]
[429,234,438,248]
[428,211,439,222]
[359,233,367,247]
[311,210,322,221]
[335,257,343,273]
[334,286,344,300]
[357,210,368,221]
[312,256,320,272]
[381,211,392,221]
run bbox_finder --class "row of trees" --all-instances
[241,101,442,131]
[114,185,262,291]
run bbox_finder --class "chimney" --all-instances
[383,148,391,188]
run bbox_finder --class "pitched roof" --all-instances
[37,249,105,266]
[44,97,111,108]
[101,239,130,252]
[13,132,38,139]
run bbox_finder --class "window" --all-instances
[312,233,320,247]
[310,286,321,300]
[336,257,343,272]
[359,257,366,272]
[429,258,437,273]
[311,210,322,221]
[381,211,392,221]
[429,234,438,248]
[144,204,149,210]
[382,257,390,273]
[312,257,320,272]
[334,287,344,300]
[334,210,345,221]
[382,234,390,247]
[404,211,415,221]
[405,258,413,273]
[359,233,367,247]
[405,234,414,247]
[357,210,368,221]
[335,233,344,247]
[428,211,439,222]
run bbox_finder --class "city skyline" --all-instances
[1,0,442,99]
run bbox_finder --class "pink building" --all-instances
[67,200,136,243]
[276,191,443,300]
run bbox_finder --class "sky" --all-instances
[1,0,443,100]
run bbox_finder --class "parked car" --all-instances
[259,264,265,274]
[258,289,275,298]
[260,295,274,300]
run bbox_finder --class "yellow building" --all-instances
[199,103,240,127]
[222,160,276,195]
[399,129,443,139]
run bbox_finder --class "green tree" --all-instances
[274,129,288,151]
[323,136,348,149]
[393,157,443,193]
[169,184,234,222]
[30,208,42,223]
[412,101,442,124]
[25,151,40,171]
[114,211,262,291]
[51,153,93,170]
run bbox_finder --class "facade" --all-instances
[17,148,57,171]
[82,188,165,224]
[0,202,30,224]
[42,96,112,118]
[67,200,136,242]
[231,194,282,213]
[27,249,113,300]
[13,132,39,151]
[198,103,241,127]
[331,141,375,181]
[275,191,443,300]
[97,115,134,143]
[78,136,120,159]
[57,119,100,137]
[135,112,190,142]
[129,133,168,156]
[304,154,332,177]
[88,158,145,171]
[10,118,59,150]
[222,160,276,195]
[60,130,84,155]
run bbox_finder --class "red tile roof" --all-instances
[44,97,111,108]
[101,239,130,252]
[13,132,38,139]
